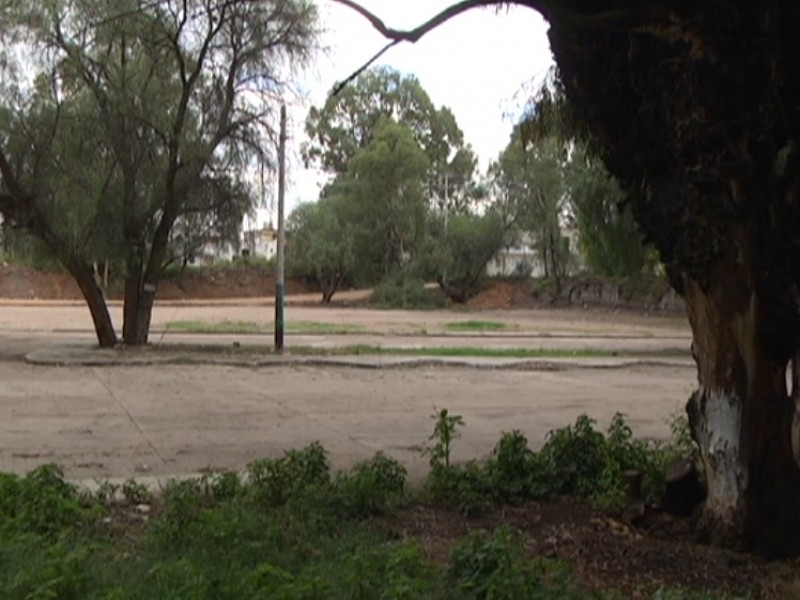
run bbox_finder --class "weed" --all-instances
[0,465,90,538]
[121,479,151,505]
[93,480,119,507]
[424,408,465,469]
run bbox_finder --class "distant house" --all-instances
[242,226,277,260]
[486,227,583,278]
[486,231,545,278]
[192,235,238,265]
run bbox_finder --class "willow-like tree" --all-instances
[334,0,800,556]
[0,0,317,346]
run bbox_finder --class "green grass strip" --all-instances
[445,320,511,332]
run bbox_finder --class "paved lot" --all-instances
[0,299,696,483]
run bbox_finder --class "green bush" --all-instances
[247,442,331,507]
[370,273,447,309]
[487,430,538,503]
[334,452,408,517]
[423,412,689,515]
[0,465,91,538]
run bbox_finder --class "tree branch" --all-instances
[330,0,691,95]
[332,40,399,96]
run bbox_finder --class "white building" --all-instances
[242,226,278,260]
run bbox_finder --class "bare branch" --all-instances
[332,40,398,96]
[331,0,495,43]
[329,0,691,95]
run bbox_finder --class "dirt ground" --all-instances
[5,265,793,598]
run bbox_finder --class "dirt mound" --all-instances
[467,279,537,309]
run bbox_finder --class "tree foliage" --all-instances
[304,66,478,212]
[417,211,509,303]
[491,134,572,286]
[0,0,318,346]
[568,145,653,278]
[287,195,355,303]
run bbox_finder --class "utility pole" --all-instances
[275,104,287,351]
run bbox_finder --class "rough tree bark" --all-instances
[683,235,800,555]
[333,0,800,556]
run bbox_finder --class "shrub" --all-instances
[370,273,447,309]
[248,442,331,507]
[487,430,537,503]
[531,415,608,498]
[334,453,408,517]
[0,465,90,538]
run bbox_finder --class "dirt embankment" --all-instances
[0,263,681,313]
[468,276,683,314]
[0,263,310,301]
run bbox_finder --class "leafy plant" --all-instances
[0,465,90,538]
[334,453,408,517]
[370,273,448,309]
[248,442,331,507]
[424,409,466,469]
[488,430,537,503]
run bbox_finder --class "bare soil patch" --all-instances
[389,500,797,599]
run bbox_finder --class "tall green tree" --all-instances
[568,145,652,278]
[491,133,572,287]
[304,66,477,212]
[341,119,431,282]
[0,0,318,346]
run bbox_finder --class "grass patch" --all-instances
[445,320,511,332]
[165,320,365,335]
[166,320,264,334]
[288,321,365,334]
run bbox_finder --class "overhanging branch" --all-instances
[329,0,691,96]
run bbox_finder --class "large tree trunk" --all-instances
[121,248,157,346]
[683,242,800,557]
[121,211,176,346]
[122,271,156,346]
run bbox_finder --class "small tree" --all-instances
[287,196,355,303]
[0,0,318,346]
[491,134,572,289]
[417,211,509,303]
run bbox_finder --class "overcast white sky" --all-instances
[269,0,554,224]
